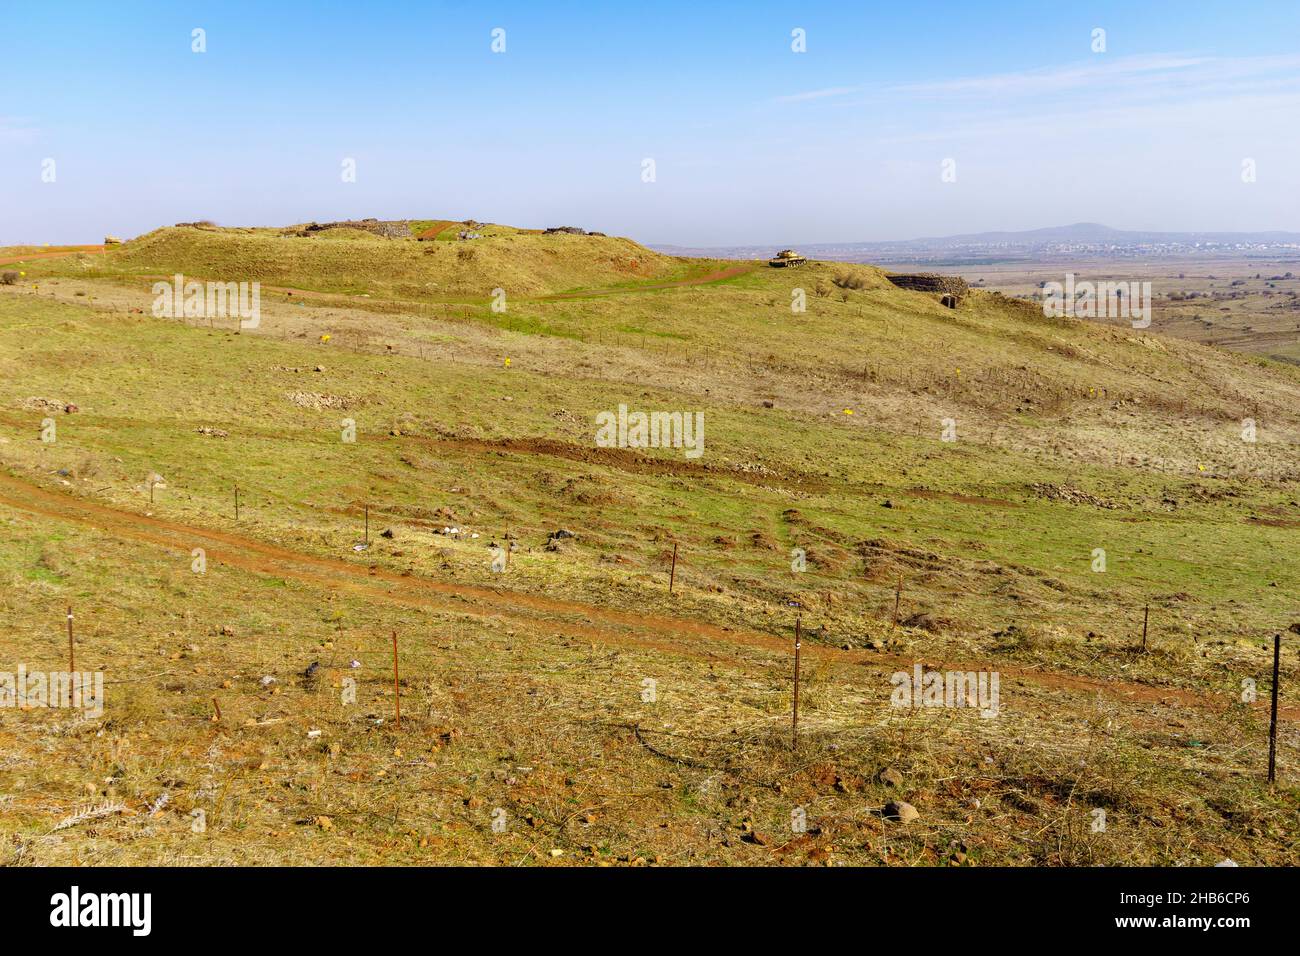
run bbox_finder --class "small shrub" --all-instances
[1,271,18,285]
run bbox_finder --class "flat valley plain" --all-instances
[935,257,1300,365]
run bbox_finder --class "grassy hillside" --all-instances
[82,222,681,297]
[0,226,1296,866]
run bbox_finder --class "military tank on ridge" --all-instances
[768,249,807,267]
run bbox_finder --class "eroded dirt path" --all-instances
[414,221,457,240]
[0,246,105,266]
[0,468,1294,721]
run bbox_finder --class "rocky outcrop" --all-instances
[886,273,969,297]
[301,218,412,238]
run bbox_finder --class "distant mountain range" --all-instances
[652,223,1300,265]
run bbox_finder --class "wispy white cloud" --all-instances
[776,53,1300,110]
[771,52,1300,155]
[774,86,861,104]
[874,89,1300,146]
[889,53,1211,97]
[873,53,1300,145]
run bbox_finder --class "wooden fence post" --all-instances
[1268,634,1281,784]
[792,616,802,753]
[392,630,401,730]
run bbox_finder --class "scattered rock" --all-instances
[882,800,919,823]
[878,767,905,788]
[1031,483,1121,509]
[19,397,66,413]
[546,528,578,552]
[285,391,352,410]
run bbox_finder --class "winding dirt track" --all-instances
[414,221,457,240]
[0,245,105,266]
[1,469,1293,722]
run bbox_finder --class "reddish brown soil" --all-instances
[1,469,1293,722]
[414,221,457,240]
[0,245,105,266]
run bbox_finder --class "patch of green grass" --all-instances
[24,566,65,584]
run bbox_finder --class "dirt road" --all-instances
[1,468,1292,722]
[414,221,457,240]
[0,245,105,266]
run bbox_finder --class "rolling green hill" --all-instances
[98,221,682,297]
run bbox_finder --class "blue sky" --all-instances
[3,0,1299,245]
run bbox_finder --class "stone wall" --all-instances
[301,218,412,239]
[885,273,969,296]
